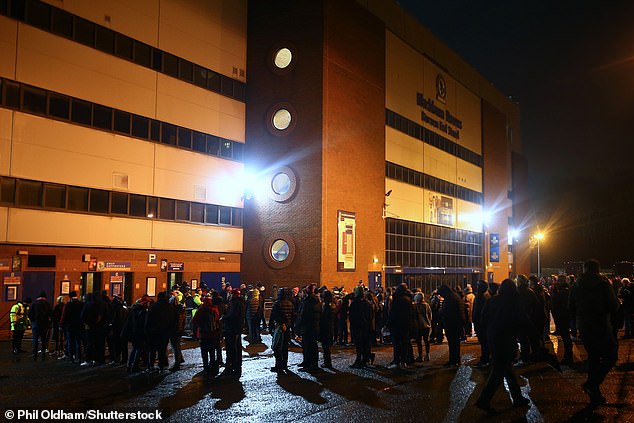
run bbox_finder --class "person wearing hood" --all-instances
[475,279,530,413]
[551,275,573,365]
[412,292,432,362]
[387,283,413,369]
[472,280,491,367]
[123,295,151,373]
[222,288,246,377]
[145,291,173,372]
[569,259,620,406]
[299,283,321,372]
[437,284,466,367]
[191,296,222,376]
[319,290,337,368]
[349,286,373,368]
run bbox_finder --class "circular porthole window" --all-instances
[271,172,291,195]
[274,48,293,69]
[271,239,290,262]
[268,166,297,202]
[272,109,292,131]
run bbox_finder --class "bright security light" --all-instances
[535,232,544,240]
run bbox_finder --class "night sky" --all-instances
[398,0,634,270]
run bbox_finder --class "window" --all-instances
[16,180,42,207]
[130,194,146,217]
[220,140,232,158]
[161,123,176,145]
[272,109,291,130]
[274,48,293,69]
[0,177,15,203]
[51,8,73,38]
[232,208,242,227]
[113,110,130,134]
[5,81,20,108]
[233,142,243,161]
[163,53,179,78]
[192,131,206,153]
[133,41,151,67]
[49,93,70,119]
[177,127,192,149]
[271,240,289,262]
[206,135,219,156]
[158,198,175,220]
[26,0,51,30]
[207,72,221,92]
[271,172,291,195]
[176,200,190,221]
[219,206,231,225]
[150,120,161,141]
[151,49,163,71]
[115,33,133,59]
[191,203,204,223]
[179,60,193,82]
[205,204,219,224]
[74,17,94,46]
[71,99,92,125]
[43,183,66,209]
[95,26,115,54]
[89,189,109,213]
[147,197,157,218]
[131,115,149,139]
[111,192,128,214]
[67,186,88,211]
[93,105,112,130]
[22,86,47,114]
[220,76,233,97]
[193,66,207,88]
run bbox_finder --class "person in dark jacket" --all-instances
[475,279,530,413]
[569,259,620,406]
[472,280,491,367]
[222,288,246,377]
[551,275,573,365]
[168,289,186,370]
[319,290,337,368]
[191,296,222,376]
[388,283,413,369]
[516,275,544,364]
[60,291,83,363]
[299,283,321,371]
[246,286,262,344]
[81,292,109,365]
[429,290,444,344]
[51,296,66,357]
[618,278,633,338]
[123,295,151,373]
[145,291,173,372]
[349,286,373,368]
[29,291,52,361]
[109,295,128,365]
[270,287,295,373]
[437,284,465,367]
[412,292,432,362]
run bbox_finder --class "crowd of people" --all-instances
[8,259,629,410]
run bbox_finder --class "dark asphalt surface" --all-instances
[1,331,633,423]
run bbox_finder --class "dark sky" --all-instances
[398,0,634,269]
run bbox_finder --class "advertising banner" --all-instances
[337,210,356,271]
[489,233,500,263]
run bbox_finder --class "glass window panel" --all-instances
[193,65,207,88]
[177,127,192,149]
[75,17,96,46]
[192,131,206,152]
[150,120,160,141]
[43,183,65,209]
[207,72,221,92]
[179,60,193,82]
[158,198,175,220]
[274,48,293,68]
[131,115,149,139]
[49,93,70,119]
[176,200,190,221]
[110,191,128,214]
[89,189,109,213]
[52,8,73,38]
[205,204,219,224]
[234,83,245,101]
[95,26,114,54]
[71,99,91,125]
[147,197,157,218]
[26,0,50,30]
[151,49,162,71]
[220,140,232,158]
[22,86,47,114]
[5,81,20,108]
[233,142,243,161]
[113,110,130,134]
[16,180,42,207]
[92,104,112,130]
[67,186,88,211]
[130,194,146,217]
[271,239,289,262]
[232,208,242,227]
[133,41,151,67]
[163,53,179,77]
[0,177,15,203]
[191,203,204,223]
[161,123,176,145]
[220,76,233,97]
[115,33,133,59]
[206,135,219,155]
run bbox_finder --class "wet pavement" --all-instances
[1,332,634,422]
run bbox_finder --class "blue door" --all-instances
[22,272,55,303]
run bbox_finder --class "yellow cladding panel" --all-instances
[42,0,160,46]
[156,74,245,141]
[16,25,157,117]
[385,31,423,123]
[457,159,482,192]
[0,207,7,241]
[386,126,423,172]
[457,86,482,154]
[385,179,424,223]
[0,16,17,78]
[10,113,155,193]
[159,0,246,77]
[0,109,12,175]
[154,144,244,207]
[151,220,243,252]
[456,199,482,232]
[423,143,457,184]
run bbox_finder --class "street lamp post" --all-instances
[535,232,544,277]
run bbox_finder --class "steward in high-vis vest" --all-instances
[10,300,28,354]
